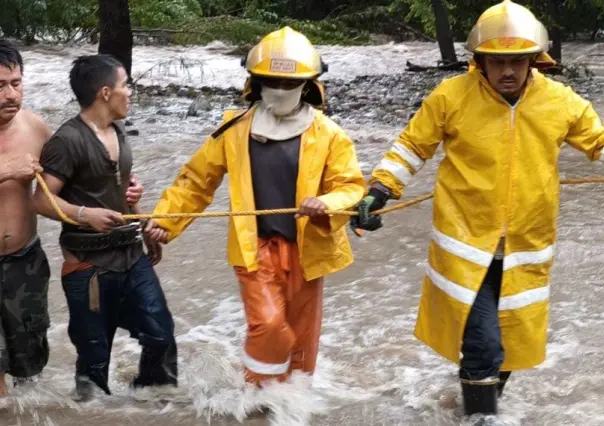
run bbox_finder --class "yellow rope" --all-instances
[35,172,604,227]
[35,172,81,226]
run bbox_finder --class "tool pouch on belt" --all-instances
[60,222,143,252]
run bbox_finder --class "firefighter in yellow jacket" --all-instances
[146,27,366,387]
[352,0,604,418]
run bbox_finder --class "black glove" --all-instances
[350,187,390,235]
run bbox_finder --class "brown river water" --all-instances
[1,41,604,426]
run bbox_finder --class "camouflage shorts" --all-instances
[0,237,51,378]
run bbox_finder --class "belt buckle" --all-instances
[133,221,143,242]
[107,221,143,247]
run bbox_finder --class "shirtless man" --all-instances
[0,40,53,396]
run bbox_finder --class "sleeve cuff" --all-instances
[41,167,69,183]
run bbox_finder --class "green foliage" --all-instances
[0,0,96,42]
[172,16,274,45]
[394,0,436,35]
[0,0,602,46]
[196,0,244,16]
[129,0,201,28]
[396,0,604,40]
[243,8,368,44]
[0,0,49,41]
[165,13,368,46]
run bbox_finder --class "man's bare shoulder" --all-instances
[19,109,51,144]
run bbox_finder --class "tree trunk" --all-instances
[547,0,562,62]
[98,0,133,79]
[431,0,457,64]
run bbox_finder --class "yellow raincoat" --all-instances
[153,105,366,281]
[372,68,604,371]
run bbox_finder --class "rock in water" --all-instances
[187,97,212,117]
[187,103,199,117]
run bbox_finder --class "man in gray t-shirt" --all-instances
[34,54,177,400]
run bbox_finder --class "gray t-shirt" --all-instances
[249,135,301,242]
[40,115,143,272]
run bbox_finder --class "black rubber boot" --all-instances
[461,378,498,416]
[71,375,97,402]
[497,371,511,397]
[131,343,178,388]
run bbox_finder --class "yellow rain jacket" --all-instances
[372,68,604,371]
[153,105,366,281]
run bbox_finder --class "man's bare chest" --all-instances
[0,128,42,157]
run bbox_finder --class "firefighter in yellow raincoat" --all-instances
[352,0,604,418]
[146,27,366,387]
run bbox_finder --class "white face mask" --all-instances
[260,84,304,117]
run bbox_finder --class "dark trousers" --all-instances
[460,259,507,381]
[0,238,50,378]
[62,254,177,394]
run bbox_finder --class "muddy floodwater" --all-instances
[1,41,604,426]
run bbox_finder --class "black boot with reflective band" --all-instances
[460,377,499,416]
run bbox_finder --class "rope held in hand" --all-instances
[35,172,604,227]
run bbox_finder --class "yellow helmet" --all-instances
[242,26,327,80]
[466,0,555,67]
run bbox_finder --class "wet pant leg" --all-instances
[237,239,295,384]
[460,259,504,381]
[285,243,323,375]
[121,255,177,388]
[459,259,504,415]
[0,239,50,378]
[62,267,121,394]
[236,237,324,386]
[0,318,7,374]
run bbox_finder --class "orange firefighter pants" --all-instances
[235,236,324,386]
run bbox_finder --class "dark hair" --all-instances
[0,40,24,73]
[69,54,124,108]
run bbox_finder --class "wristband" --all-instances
[368,187,390,209]
[77,206,85,223]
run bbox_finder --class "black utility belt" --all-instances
[60,222,143,252]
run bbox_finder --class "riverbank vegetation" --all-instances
[1,0,602,47]
[1,0,601,78]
